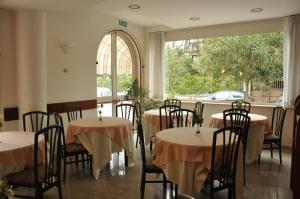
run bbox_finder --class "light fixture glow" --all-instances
[128,4,141,9]
[190,17,200,21]
[250,8,263,13]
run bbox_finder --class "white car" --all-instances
[97,87,111,97]
[201,91,245,101]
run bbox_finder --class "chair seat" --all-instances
[145,155,163,172]
[264,134,280,141]
[65,143,87,155]
[6,165,45,186]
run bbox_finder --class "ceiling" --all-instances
[0,0,299,30]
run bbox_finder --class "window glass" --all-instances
[165,32,284,104]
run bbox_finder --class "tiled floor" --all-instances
[13,147,292,199]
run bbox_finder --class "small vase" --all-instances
[196,124,201,135]
[98,111,103,121]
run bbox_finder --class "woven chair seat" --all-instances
[65,143,87,154]
[6,165,46,186]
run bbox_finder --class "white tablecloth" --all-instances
[153,127,243,198]
[210,113,271,163]
[0,131,40,177]
[66,117,134,179]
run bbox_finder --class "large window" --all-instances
[165,32,284,104]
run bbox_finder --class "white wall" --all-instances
[182,102,293,147]
[0,9,18,130]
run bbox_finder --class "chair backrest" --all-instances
[164,99,181,108]
[53,112,67,151]
[159,105,180,131]
[135,101,142,120]
[223,111,251,152]
[169,108,195,128]
[210,126,243,190]
[271,106,286,139]
[23,111,49,132]
[232,101,251,113]
[34,125,63,189]
[194,102,204,118]
[136,118,146,169]
[116,103,136,124]
[223,108,249,117]
[67,106,82,122]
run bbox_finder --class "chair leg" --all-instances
[243,155,246,185]
[135,133,139,148]
[75,155,79,165]
[89,155,93,176]
[258,154,261,164]
[163,175,167,199]
[35,187,43,199]
[279,144,282,164]
[82,154,85,168]
[150,140,153,151]
[140,173,145,199]
[175,184,178,199]
[58,183,63,199]
[63,158,67,182]
[270,143,273,158]
[124,150,128,167]
[228,186,233,199]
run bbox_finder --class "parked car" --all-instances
[200,90,245,101]
[97,87,111,97]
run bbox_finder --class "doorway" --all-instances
[96,30,141,116]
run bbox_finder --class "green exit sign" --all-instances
[119,20,128,27]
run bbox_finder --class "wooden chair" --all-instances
[136,118,167,199]
[223,111,250,185]
[259,106,286,164]
[164,99,181,108]
[67,106,82,122]
[202,126,243,199]
[194,101,204,121]
[169,108,195,128]
[53,112,92,181]
[223,108,249,116]
[135,101,142,148]
[23,111,49,132]
[231,101,251,113]
[116,103,136,166]
[6,125,64,199]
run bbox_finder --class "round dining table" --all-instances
[143,109,165,145]
[153,127,243,198]
[66,117,134,179]
[210,113,271,163]
[0,131,41,177]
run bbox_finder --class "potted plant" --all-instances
[0,179,13,199]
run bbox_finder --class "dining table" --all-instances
[0,131,43,178]
[210,113,271,163]
[153,127,243,198]
[66,117,134,179]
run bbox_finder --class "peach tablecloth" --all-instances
[0,131,40,177]
[66,117,134,179]
[210,113,271,163]
[153,127,243,198]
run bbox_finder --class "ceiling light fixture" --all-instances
[128,4,141,9]
[190,17,200,21]
[250,8,263,13]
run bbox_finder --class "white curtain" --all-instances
[283,15,300,107]
[149,32,165,99]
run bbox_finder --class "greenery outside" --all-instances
[165,32,284,103]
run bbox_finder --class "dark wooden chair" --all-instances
[194,102,204,121]
[259,106,286,164]
[169,108,195,128]
[223,111,250,185]
[202,126,243,199]
[116,103,136,166]
[135,101,142,148]
[23,111,49,132]
[136,118,167,199]
[164,99,181,108]
[67,106,82,122]
[6,125,64,199]
[223,108,249,116]
[232,101,251,113]
[53,112,92,181]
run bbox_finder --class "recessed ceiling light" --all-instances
[190,17,200,21]
[250,8,263,13]
[128,4,141,9]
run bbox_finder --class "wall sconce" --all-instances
[57,41,73,54]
